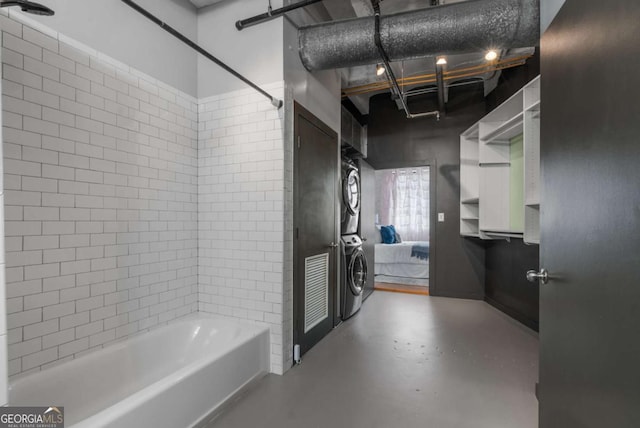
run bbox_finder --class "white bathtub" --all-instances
[9,315,270,428]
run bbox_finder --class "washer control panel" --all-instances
[341,234,362,249]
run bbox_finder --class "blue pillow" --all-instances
[380,225,396,244]
[389,225,397,242]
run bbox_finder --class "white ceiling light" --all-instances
[436,57,447,65]
[376,64,386,76]
[485,50,498,61]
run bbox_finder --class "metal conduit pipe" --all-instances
[436,63,446,116]
[236,0,323,31]
[371,0,439,120]
[299,0,539,71]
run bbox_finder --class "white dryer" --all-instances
[341,158,361,235]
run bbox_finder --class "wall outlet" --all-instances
[438,213,445,222]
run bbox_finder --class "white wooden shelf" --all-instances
[523,76,541,244]
[524,205,540,244]
[525,100,541,112]
[460,124,481,237]
[482,112,524,143]
[460,75,541,243]
[462,123,480,138]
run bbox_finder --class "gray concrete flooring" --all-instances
[206,292,539,428]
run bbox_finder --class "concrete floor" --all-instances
[206,292,539,428]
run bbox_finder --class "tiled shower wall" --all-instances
[197,83,288,374]
[1,13,199,377]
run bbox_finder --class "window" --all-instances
[375,167,430,242]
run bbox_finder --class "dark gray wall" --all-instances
[367,83,486,299]
[367,66,541,326]
[485,240,539,330]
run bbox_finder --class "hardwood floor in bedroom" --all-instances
[374,282,430,295]
[204,292,539,428]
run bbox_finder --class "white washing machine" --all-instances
[340,234,367,320]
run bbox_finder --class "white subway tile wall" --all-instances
[198,83,287,374]
[2,13,199,377]
[0,119,7,405]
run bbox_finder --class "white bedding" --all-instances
[374,241,429,264]
[375,263,429,279]
[374,241,430,285]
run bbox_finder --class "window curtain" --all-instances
[376,167,430,242]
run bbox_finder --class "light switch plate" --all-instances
[438,213,445,222]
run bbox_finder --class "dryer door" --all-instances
[348,248,368,295]
[342,167,361,216]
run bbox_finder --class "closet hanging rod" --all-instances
[120,0,283,109]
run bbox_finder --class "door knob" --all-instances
[526,269,549,284]
[327,242,339,248]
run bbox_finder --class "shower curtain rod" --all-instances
[120,0,283,109]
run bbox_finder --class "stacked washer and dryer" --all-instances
[339,158,368,321]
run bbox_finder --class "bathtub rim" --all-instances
[9,313,270,428]
[9,313,268,387]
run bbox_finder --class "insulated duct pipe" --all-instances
[299,0,539,71]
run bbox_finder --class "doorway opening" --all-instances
[373,166,431,295]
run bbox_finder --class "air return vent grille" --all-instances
[304,253,329,333]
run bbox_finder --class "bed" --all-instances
[374,241,429,287]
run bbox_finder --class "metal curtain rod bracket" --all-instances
[236,0,323,31]
[371,0,440,121]
[120,0,283,109]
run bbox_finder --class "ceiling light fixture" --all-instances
[436,57,447,66]
[376,64,386,76]
[485,50,498,61]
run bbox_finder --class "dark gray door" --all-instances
[358,159,375,300]
[293,102,338,355]
[539,1,640,426]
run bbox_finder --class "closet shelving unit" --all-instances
[523,77,541,244]
[460,76,541,243]
[460,124,481,237]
